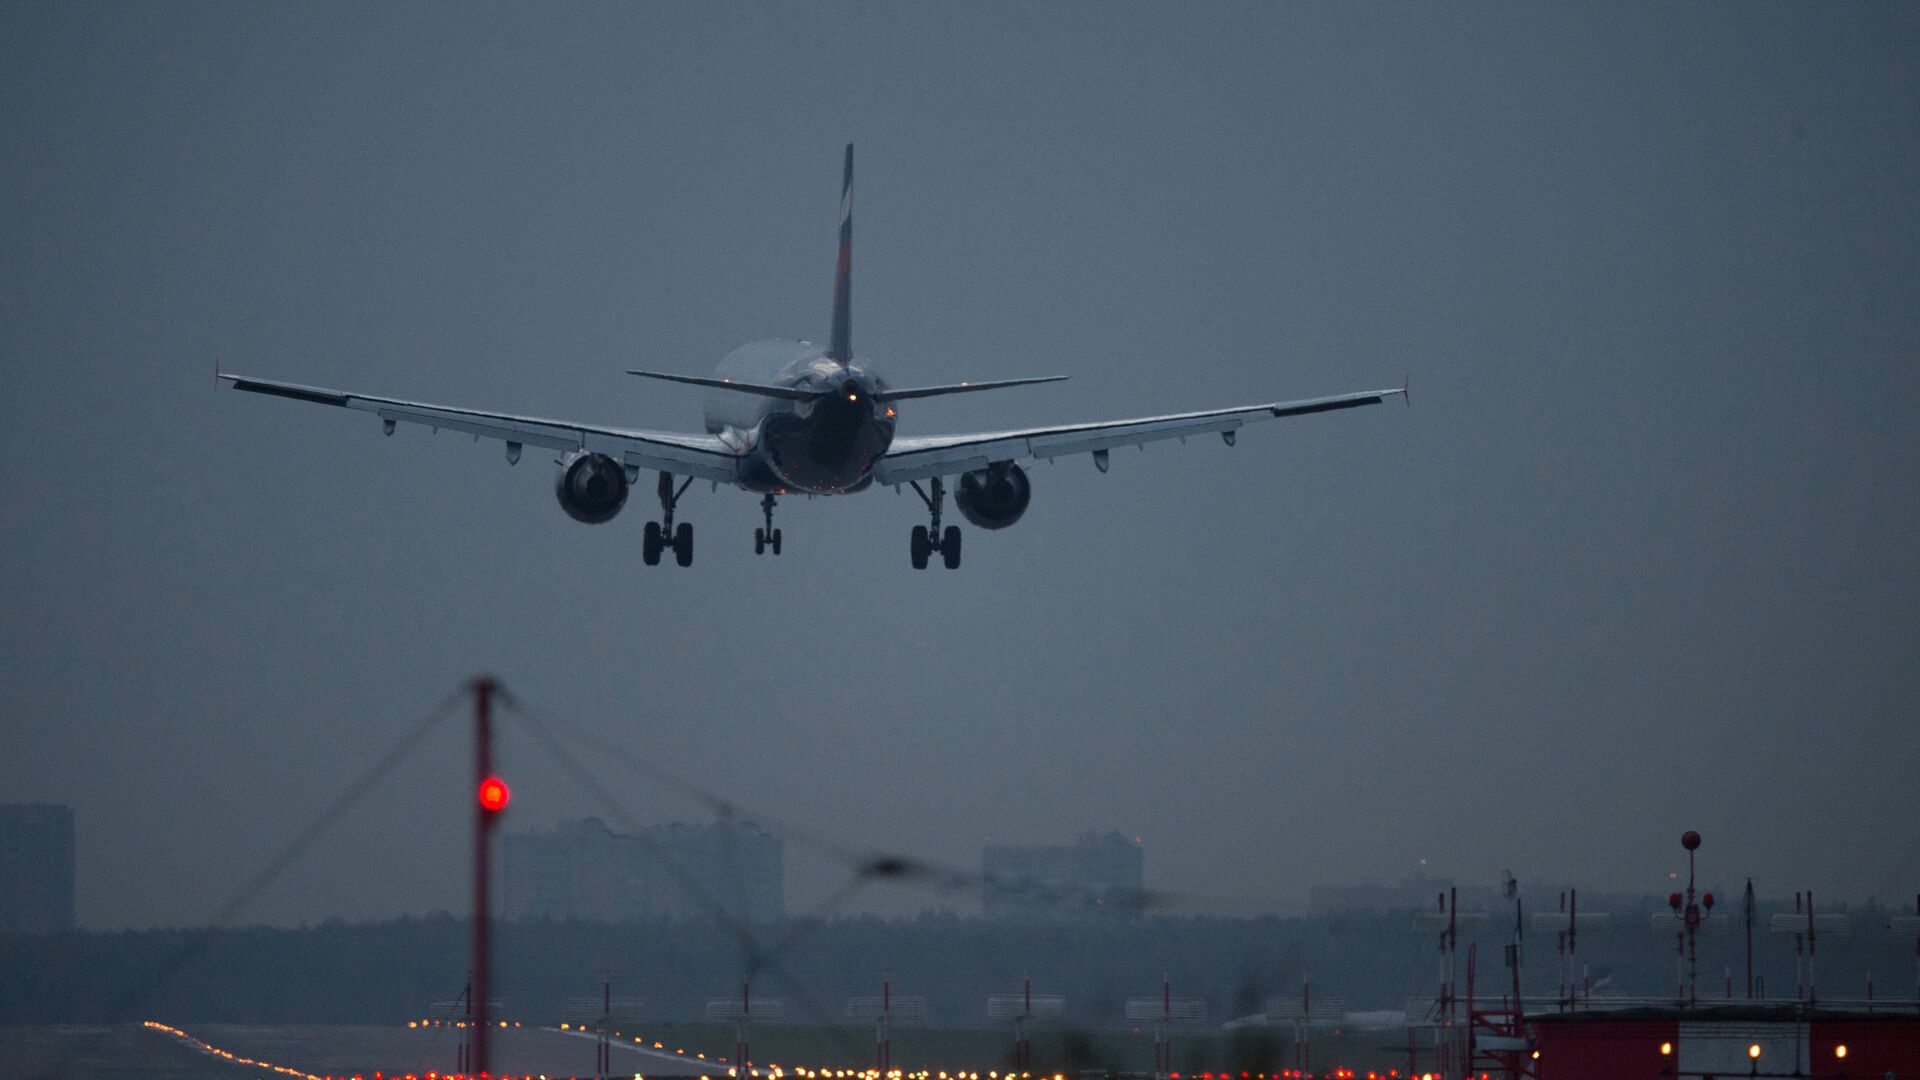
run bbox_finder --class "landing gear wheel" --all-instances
[643,521,663,566]
[755,494,783,557]
[649,472,694,567]
[942,525,962,569]
[673,522,694,567]
[910,525,931,570]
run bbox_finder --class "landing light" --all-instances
[1835,1044,1848,1059]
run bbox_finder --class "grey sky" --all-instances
[1,3,1915,930]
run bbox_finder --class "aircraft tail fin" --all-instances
[827,143,853,362]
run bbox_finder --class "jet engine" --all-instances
[955,463,1031,530]
[554,450,629,524]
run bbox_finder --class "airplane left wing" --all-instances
[873,385,1404,485]
[220,373,742,483]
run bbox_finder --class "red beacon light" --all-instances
[1668,892,1683,911]
[478,775,511,813]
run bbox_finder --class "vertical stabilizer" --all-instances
[828,144,853,362]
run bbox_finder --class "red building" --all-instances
[1529,1005,1918,1079]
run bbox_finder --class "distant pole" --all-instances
[1154,975,1169,1080]
[599,975,611,1079]
[1556,892,1568,1010]
[736,976,751,1076]
[1794,891,1807,1000]
[1297,975,1310,1073]
[1015,975,1032,1073]
[1744,880,1755,1000]
[1806,889,1818,1005]
[876,978,891,1078]
[1465,942,1477,1071]
[1569,889,1579,1008]
[471,676,499,1078]
[459,977,472,1076]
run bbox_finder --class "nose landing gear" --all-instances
[754,494,783,555]
[642,472,694,567]
[908,478,962,569]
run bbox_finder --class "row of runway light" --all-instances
[144,1017,1387,1080]
[469,1018,1381,1080]
[145,1022,327,1080]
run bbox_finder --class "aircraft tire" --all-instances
[755,527,766,555]
[910,525,930,570]
[942,526,962,569]
[674,522,694,567]
[771,528,782,555]
[643,521,663,566]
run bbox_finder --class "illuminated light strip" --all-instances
[154,1018,564,1080]
[144,1021,328,1080]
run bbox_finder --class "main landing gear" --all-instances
[908,477,962,570]
[754,494,783,556]
[642,472,694,567]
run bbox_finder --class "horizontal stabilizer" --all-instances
[873,375,1069,402]
[626,370,816,401]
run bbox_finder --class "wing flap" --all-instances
[372,408,579,452]
[224,372,741,484]
[873,387,1400,485]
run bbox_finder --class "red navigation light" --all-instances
[478,775,511,812]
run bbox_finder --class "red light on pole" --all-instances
[478,775,510,813]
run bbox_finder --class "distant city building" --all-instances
[981,832,1143,919]
[503,817,783,924]
[1309,875,1457,916]
[0,803,75,934]
[1310,875,1544,915]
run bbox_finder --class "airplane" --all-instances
[221,145,1406,569]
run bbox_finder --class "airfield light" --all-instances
[1835,1044,1848,1059]
[1748,1043,1762,1060]
[478,775,510,812]
[1660,1042,1672,1056]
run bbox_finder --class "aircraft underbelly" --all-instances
[701,339,896,494]
[760,407,892,493]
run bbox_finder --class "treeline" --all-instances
[4,902,1914,1025]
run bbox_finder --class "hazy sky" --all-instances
[2,3,1915,931]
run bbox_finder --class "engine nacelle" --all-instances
[554,451,629,524]
[955,463,1031,530]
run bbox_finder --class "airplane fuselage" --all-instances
[704,339,898,495]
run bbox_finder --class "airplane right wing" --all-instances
[872,385,1405,485]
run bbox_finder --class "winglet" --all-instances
[827,143,853,363]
